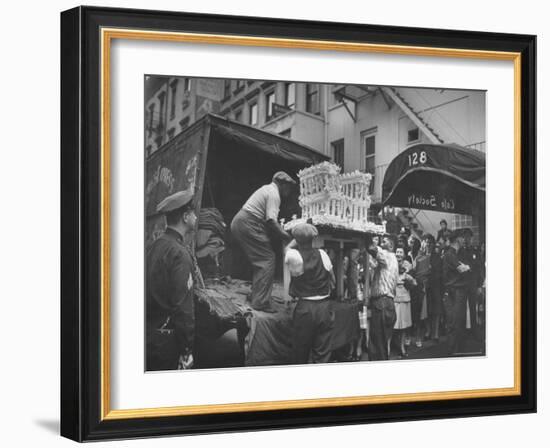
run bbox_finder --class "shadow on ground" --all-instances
[34,419,59,435]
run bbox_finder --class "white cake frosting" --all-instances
[283,161,386,234]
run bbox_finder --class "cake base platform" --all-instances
[284,224,378,302]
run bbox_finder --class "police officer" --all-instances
[458,228,482,339]
[146,189,197,371]
[442,229,471,355]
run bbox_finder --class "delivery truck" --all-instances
[145,113,328,279]
[145,113,329,368]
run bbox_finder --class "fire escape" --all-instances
[333,84,449,235]
[381,87,444,144]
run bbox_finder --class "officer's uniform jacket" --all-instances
[146,227,195,354]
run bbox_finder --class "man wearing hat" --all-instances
[436,219,452,246]
[458,228,482,340]
[146,189,197,371]
[231,172,295,312]
[442,229,471,355]
[284,223,336,364]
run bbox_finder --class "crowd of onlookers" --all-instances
[332,219,486,360]
[146,175,487,370]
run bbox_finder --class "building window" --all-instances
[331,139,345,169]
[279,129,291,138]
[234,79,245,92]
[361,128,378,194]
[223,80,232,99]
[249,102,258,126]
[169,80,178,120]
[330,87,340,107]
[184,78,191,92]
[179,116,190,132]
[157,91,166,131]
[364,134,375,174]
[364,133,376,194]
[154,133,163,149]
[285,83,296,109]
[265,91,275,121]
[306,83,320,115]
[147,103,155,137]
[452,214,479,244]
[167,127,176,140]
[234,109,243,122]
[453,214,472,229]
[408,127,420,143]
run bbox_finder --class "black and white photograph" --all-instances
[144,76,486,371]
[53,3,538,442]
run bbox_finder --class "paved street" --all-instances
[352,329,485,362]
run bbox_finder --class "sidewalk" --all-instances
[355,330,485,362]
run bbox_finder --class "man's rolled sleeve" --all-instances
[264,190,281,221]
[375,248,388,267]
[285,248,304,277]
[319,249,333,272]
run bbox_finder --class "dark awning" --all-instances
[207,114,329,165]
[382,143,485,215]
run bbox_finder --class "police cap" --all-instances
[156,189,194,214]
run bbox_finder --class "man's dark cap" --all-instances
[422,233,435,242]
[449,229,465,242]
[382,233,397,246]
[292,223,318,244]
[272,171,296,185]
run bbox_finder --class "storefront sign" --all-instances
[406,149,429,167]
[196,79,224,101]
[407,193,455,211]
[382,143,485,215]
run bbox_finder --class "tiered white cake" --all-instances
[284,161,386,234]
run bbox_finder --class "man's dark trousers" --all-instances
[368,295,396,361]
[292,298,334,364]
[467,286,481,340]
[445,287,468,355]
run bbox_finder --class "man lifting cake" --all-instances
[231,171,295,312]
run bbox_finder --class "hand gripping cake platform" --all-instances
[283,161,386,234]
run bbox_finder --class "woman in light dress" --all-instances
[393,246,416,357]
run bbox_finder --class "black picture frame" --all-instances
[61,5,536,442]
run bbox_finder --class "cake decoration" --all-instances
[284,162,386,234]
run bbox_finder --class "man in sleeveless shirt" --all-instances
[284,223,336,364]
[231,172,294,312]
[443,229,471,355]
